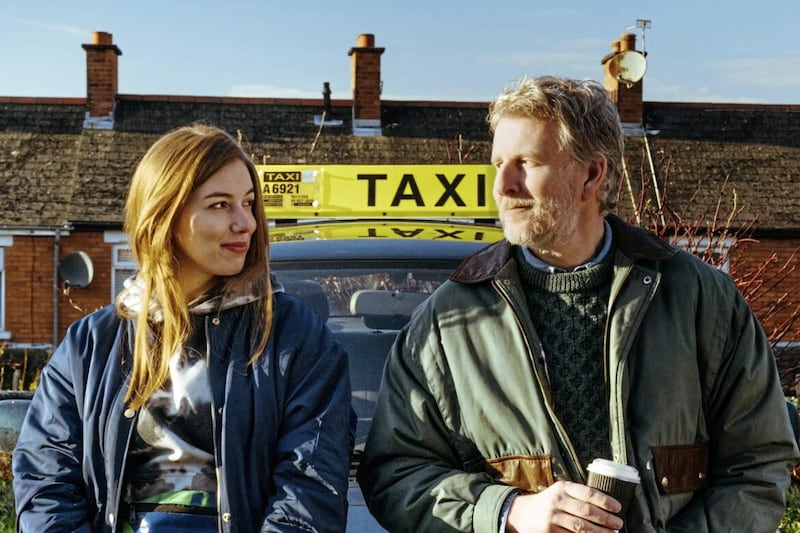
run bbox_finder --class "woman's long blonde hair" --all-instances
[116,124,272,409]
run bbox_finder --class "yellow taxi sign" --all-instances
[257,165,498,218]
[270,220,504,243]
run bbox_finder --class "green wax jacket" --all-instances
[358,215,799,533]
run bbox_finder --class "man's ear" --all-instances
[581,156,607,201]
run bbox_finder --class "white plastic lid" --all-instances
[587,458,641,484]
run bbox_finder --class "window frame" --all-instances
[0,245,8,340]
[672,235,734,273]
[111,244,137,301]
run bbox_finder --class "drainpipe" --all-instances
[53,229,61,348]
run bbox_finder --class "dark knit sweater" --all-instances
[514,246,613,469]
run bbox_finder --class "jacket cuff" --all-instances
[473,484,518,533]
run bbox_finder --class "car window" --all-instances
[272,261,457,449]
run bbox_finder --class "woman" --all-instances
[13,124,355,532]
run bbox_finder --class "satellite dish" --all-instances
[609,50,647,84]
[58,251,94,289]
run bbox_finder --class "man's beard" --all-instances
[497,186,579,251]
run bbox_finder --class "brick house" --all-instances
[1,31,798,390]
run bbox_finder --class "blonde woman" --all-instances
[14,124,355,532]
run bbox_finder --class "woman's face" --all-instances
[174,159,257,301]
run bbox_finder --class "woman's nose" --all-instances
[231,207,256,233]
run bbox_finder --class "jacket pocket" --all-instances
[486,455,554,493]
[652,444,708,495]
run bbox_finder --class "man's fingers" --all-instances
[563,481,622,513]
[559,482,624,530]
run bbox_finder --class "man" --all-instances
[357,75,799,532]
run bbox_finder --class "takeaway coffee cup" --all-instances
[586,458,641,521]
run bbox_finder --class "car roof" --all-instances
[270,237,495,262]
[269,219,503,262]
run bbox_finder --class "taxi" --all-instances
[263,164,502,531]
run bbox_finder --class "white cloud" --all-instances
[713,56,800,88]
[9,16,88,37]
[480,38,608,76]
[226,84,320,99]
[644,77,762,104]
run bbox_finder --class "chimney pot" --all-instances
[356,34,375,48]
[619,33,636,51]
[92,31,113,45]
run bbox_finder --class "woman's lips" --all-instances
[222,242,249,254]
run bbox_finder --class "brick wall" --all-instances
[4,232,116,346]
[57,232,116,337]
[730,237,800,341]
[5,236,53,342]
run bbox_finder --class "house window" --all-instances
[112,245,137,300]
[0,247,8,340]
[673,236,733,273]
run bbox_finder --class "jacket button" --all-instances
[661,476,669,488]
[123,408,136,419]
[222,512,231,522]
[698,472,706,479]
[212,317,221,326]
[643,276,653,285]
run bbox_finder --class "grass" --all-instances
[781,485,800,533]
[0,480,13,532]
[0,454,12,532]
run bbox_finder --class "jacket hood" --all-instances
[120,272,284,321]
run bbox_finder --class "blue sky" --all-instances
[2,0,800,104]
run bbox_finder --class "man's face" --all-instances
[490,116,587,252]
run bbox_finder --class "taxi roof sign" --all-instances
[257,164,498,219]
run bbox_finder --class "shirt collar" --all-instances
[521,219,613,274]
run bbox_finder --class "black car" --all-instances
[269,219,503,531]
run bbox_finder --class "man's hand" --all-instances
[506,481,624,533]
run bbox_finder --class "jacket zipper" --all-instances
[112,385,138,531]
[492,277,586,483]
[205,315,224,533]
[112,322,138,531]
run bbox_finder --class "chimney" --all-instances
[602,32,644,133]
[81,31,122,130]
[348,34,384,136]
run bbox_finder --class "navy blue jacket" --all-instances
[13,292,355,532]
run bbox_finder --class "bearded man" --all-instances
[357,75,798,533]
